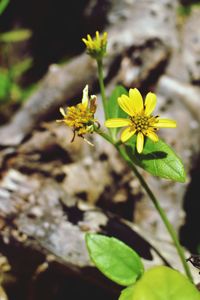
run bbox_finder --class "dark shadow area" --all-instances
[126,145,167,161]
[97,171,139,221]
[180,156,200,253]
[0,0,110,83]
[180,0,200,5]
[100,216,171,266]
[135,151,167,160]
[0,238,119,300]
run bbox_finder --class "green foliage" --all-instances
[0,0,9,15]
[119,266,200,300]
[0,0,33,105]
[86,233,144,286]
[0,69,11,100]
[106,85,128,139]
[125,136,186,182]
[177,4,191,17]
[177,3,200,19]
[0,26,33,104]
[10,58,33,80]
[0,58,34,103]
[84,30,195,296]
[0,29,32,43]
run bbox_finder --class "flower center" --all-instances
[131,115,152,132]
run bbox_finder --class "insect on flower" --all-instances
[105,88,176,153]
[57,85,99,146]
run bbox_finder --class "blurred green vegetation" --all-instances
[177,4,192,16]
[0,0,36,105]
[0,0,9,15]
[177,1,200,17]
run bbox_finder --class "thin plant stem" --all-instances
[117,146,193,282]
[97,59,109,120]
[95,128,193,282]
[94,126,114,144]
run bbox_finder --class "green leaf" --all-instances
[125,136,186,182]
[86,233,144,286]
[0,69,11,101]
[0,0,9,15]
[0,29,32,43]
[106,85,128,139]
[10,58,33,80]
[119,266,200,300]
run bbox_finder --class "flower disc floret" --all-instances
[105,88,176,153]
[82,31,107,60]
[57,85,98,143]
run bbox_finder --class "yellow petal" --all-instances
[129,88,144,113]
[82,38,89,46]
[154,119,177,128]
[59,107,66,117]
[87,34,92,42]
[105,118,131,128]
[118,95,135,116]
[96,31,99,41]
[136,132,144,153]
[82,85,89,108]
[144,92,157,116]
[146,130,159,142]
[121,127,136,142]
[103,32,107,42]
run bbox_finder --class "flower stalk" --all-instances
[94,58,193,281]
[116,145,193,282]
[95,126,193,282]
[97,59,109,120]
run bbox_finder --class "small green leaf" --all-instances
[119,266,200,300]
[86,233,144,286]
[0,0,9,15]
[11,58,33,80]
[106,85,128,139]
[0,29,32,43]
[0,69,11,101]
[125,136,186,182]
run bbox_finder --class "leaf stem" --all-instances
[94,126,114,144]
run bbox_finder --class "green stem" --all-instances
[117,146,193,282]
[94,126,114,144]
[97,59,109,120]
[95,129,193,282]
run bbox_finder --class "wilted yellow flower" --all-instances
[105,88,176,153]
[57,85,98,144]
[82,31,107,60]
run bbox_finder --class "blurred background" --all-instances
[0,0,200,299]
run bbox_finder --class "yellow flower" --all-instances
[57,85,98,144]
[82,31,107,60]
[105,88,176,153]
